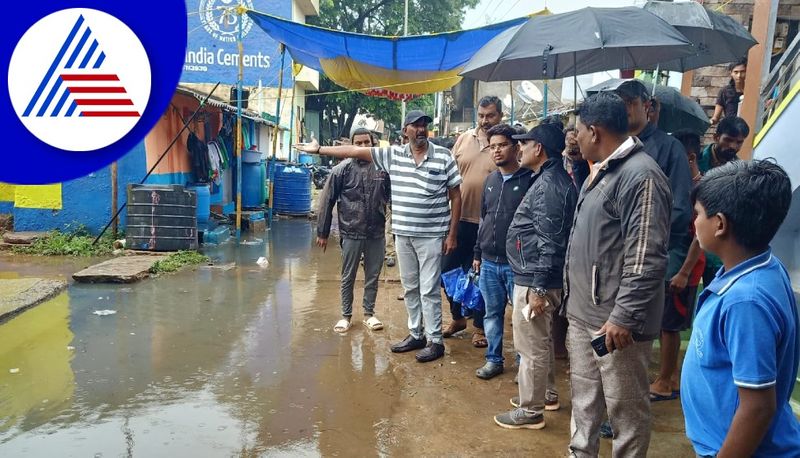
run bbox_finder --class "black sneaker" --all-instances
[545,396,560,411]
[494,409,545,430]
[415,342,445,362]
[391,335,426,353]
[476,362,504,380]
[509,396,560,411]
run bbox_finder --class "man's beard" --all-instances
[718,147,738,162]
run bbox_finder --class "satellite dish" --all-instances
[502,94,513,113]
[519,81,543,102]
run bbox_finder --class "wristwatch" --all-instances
[532,287,547,297]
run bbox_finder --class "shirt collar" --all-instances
[635,122,657,142]
[589,136,637,185]
[706,249,773,295]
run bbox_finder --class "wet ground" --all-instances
[0,219,693,457]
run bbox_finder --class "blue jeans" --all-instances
[478,259,515,364]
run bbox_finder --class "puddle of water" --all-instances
[0,220,399,456]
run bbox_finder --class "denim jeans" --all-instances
[478,259,515,364]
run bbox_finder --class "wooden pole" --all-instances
[268,45,287,223]
[110,161,118,239]
[235,4,246,241]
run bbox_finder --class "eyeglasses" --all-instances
[488,142,512,150]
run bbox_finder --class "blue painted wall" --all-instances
[13,142,147,234]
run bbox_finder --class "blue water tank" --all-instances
[187,183,210,227]
[273,164,311,215]
[242,162,265,208]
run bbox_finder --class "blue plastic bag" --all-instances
[460,270,485,314]
[441,267,466,300]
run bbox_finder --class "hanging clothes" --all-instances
[187,132,211,183]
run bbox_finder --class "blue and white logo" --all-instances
[1,0,186,184]
[9,9,151,151]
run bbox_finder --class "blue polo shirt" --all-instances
[681,249,800,457]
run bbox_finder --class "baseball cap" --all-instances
[404,110,433,127]
[512,123,566,157]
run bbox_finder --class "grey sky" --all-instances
[462,0,640,29]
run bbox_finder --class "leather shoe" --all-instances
[476,361,504,379]
[391,334,426,353]
[415,343,445,362]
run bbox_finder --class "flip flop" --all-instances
[363,316,384,331]
[333,319,351,334]
[649,391,679,402]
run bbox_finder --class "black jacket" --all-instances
[474,168,534,264]
[317,159,390,240]
[636,122,692,250]
[563,139,671,340]
[506,159,577,289]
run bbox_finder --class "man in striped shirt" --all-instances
[295,110,463,363]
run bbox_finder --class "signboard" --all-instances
[182,0,292,87]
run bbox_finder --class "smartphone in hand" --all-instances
[591,333,610,357]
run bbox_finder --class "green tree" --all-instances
[306,0,478,142]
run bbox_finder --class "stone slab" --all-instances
[0,278,67,322]
[2,231,48,245]
[72,255,167,283]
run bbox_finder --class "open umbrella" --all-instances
[460,7,694,82]
[641,0,757,72]
[586,78,710,135]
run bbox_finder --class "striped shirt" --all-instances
[371,143,462,237]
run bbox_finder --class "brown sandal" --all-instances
[472,330,488,348]
[442,318,467,338]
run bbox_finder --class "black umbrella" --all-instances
[585,78,710,135]
[460,7,694,82]
[641,1,757,72]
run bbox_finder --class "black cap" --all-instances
[512,123,566,157]
[404,110,433,127]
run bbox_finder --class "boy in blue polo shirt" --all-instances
[682,159,800,457]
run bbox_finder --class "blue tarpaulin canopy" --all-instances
[246,11,528,98]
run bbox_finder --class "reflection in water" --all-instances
[0,220,398,456]
[0,292,74,433]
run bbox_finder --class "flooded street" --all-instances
[0,220,692,457]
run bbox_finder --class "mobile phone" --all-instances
[591,333,610,357]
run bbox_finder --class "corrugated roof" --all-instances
[176,85,285,129]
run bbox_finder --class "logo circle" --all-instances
[200,0,254,43]
[7,8,151,152]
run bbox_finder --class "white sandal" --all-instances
[363,316,384,331]
[333,318,351,333]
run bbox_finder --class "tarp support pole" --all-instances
[268,44,287,223]
[236,5,246,242]
[510,81,515,124]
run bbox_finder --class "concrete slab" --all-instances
[0,278,67,321]
[72,255,167,283]
[3,231,48,245]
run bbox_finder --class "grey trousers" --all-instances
[567,317,653,458]
[396,235,444,344]
[340,237,385,317]
[512,284,559,416]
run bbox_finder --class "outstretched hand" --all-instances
[294,139,320,154]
